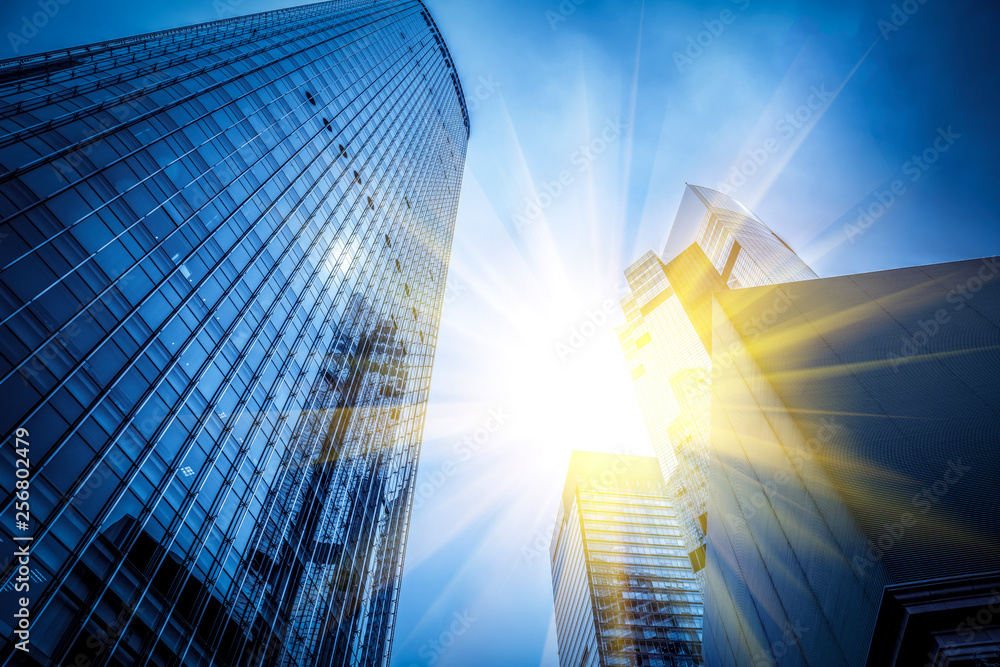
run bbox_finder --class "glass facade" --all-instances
[0,1,468,664]
[616,185,816,586]
[663,184,817,289]
[550,452,703,667]
[615,253,711,584]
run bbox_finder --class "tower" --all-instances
[616,184,817,584]
[550,451,704,667]
[0,1,468,664]
[704,257,1000,665]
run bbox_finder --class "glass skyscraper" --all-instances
[616,184,816,582]
[0,1,468,664]
[549,451,703,667]
[704,257,1000,665]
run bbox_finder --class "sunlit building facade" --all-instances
[550,451,703,667]
[664,184,817,292]
[0,1,468,664]
[616,253,711,579]
[705,257,1000,665]
[616,184,816,583]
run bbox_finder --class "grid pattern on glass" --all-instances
[665,367,711,585]
[689,185,817,286]
[0,1,467,665]
[550,454,703,667]
[616,253,710,479]
[616,254,714,598]
[617,185,818,599]
[551,499,600,667]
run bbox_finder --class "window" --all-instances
[689,545,707,572]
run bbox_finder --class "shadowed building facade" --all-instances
[616,185,817,585]
[550,451,704,667]
[0,1,468,664]
[705,257,1000,666]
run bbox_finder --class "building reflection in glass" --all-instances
[0,1,468,664]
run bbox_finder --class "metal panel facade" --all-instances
[0,2,467,664]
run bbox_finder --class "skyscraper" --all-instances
[616,251,712,580]
[549,451,703,667]
[616,184,816,582]
[664,184,817,294]
[704,256,1000,665]
[0,1,468,664]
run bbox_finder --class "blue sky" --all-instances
[4,0,1000,665]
